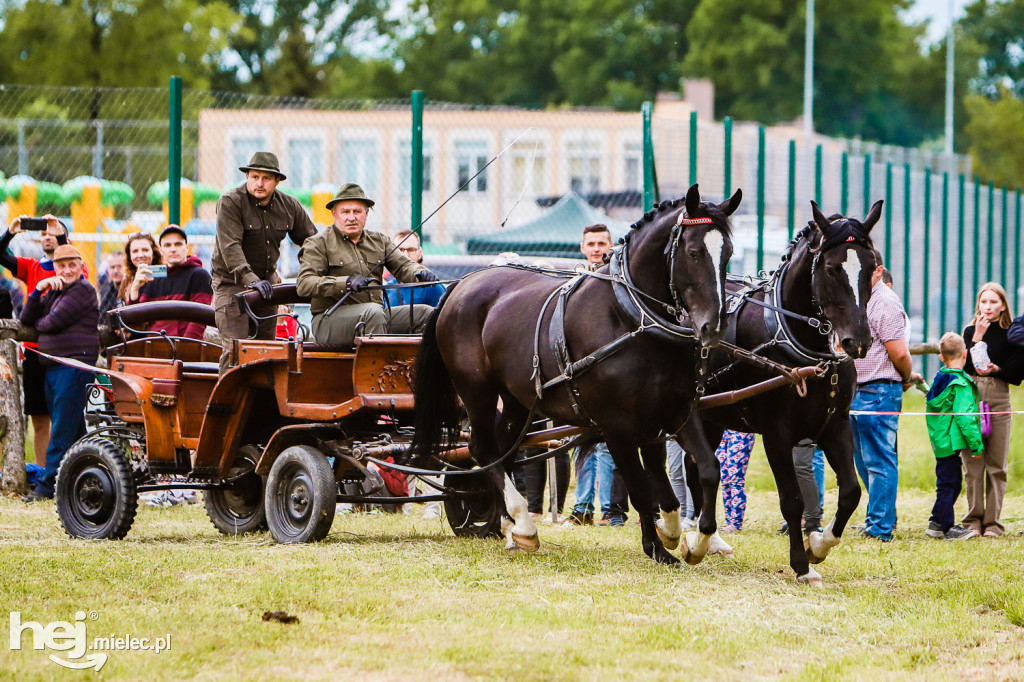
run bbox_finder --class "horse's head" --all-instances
[674,184,740,346]
[804,199,883,359]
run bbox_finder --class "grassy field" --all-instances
[3,387,1024,680]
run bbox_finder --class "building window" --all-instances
[340,138,378,194]
[567,140,600,194]
[400,140,433,194]
[624,142,642,191]
[287,138,322,188]
[511,143,547,195]
[232,137,266,172]
[455,140,488,193]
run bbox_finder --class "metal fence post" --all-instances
[903,163,912,309]
[973,178,981,300]
[168,76,182,226]
[757,126,765,273]
[411,90,424,238]
[1016,189,1022,313]
[814,144,822,206]
[1001,186,1008,287]
[863,152,871,215]
[724,116,733,198]
[987,180,995,284]
[840,151,848,216]
[689,111,698,188]
[884,162,893,262]
[787,139,796,240]
[642,102,654,212]
[922,168,931,377]
[940,171,950,340]
[957,174,966,331]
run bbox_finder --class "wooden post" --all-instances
[0,325,27,494]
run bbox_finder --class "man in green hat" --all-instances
[297,183,440,346]
[212,151,316,371]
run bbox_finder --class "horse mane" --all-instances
[627,197,733,237]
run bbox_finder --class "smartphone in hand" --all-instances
[20,217,48,231]
[149,265,168,279]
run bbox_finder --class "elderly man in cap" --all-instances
[297,183,439,347]
[18,244,99,502]
[212,151,316,370]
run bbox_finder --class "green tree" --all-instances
[682,0,936,146]
[0,0,240,91]
[958,0,1024,99]
[964,91,1024,188]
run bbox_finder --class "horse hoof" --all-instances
[656,523,681,551]
[796,569,824,588]
[655,548,681,566]
[513,532,540,553]
[684,531,705,565]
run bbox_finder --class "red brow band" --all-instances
[679,217,714,225]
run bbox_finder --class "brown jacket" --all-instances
[211,184,316,285]
[297,227,424,315]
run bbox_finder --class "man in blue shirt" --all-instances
[384,230,445,308]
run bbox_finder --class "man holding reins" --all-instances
[297,183,439,347]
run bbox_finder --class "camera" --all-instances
[20,217,48,231]
[149,265,168,279]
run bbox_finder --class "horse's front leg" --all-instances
[606,437,679,565]
[761,435,822,587]
[805,417,861,565]
[497,471,539,551]
[676,416,725,565]
[639,441,682,551]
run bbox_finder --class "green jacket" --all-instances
[296,226,425,315]
[925,367,984,458]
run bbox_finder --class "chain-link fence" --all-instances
[1,82,1022,376]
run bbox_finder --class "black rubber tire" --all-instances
[203,445,267,535]
[444,471,504,539]
[55,437,137,540]
[265,445,336,544]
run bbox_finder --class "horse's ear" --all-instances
[685,184,701,217]
[810,201,832,234]
[863,200,884,232]
[718,188,742,217]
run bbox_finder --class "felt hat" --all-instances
[52,244,83,262]
[238,152,286,181]
[326,183,375,210]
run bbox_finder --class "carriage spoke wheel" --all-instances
[443,471,503,539]
[265,446,336,544]
[55,437,137,540]
[203,445,267,535]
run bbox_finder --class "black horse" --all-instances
[677,200,882,586]
[410,185,740,564]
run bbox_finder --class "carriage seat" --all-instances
[108,300,216,330]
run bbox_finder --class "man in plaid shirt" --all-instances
[849,260,922,541]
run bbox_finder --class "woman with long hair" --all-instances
[117,232,162,304]
[962,282,1024,537]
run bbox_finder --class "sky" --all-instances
[904,0,974,44]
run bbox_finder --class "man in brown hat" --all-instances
[212,151,316,371]
[297,183,440,347]
[18,244,99,502]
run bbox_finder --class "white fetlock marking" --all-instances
[708,531,734,556]
[501,517,516,550]
[502,473,536,538]
[687,531,711,560]
[809,519,840,558]
[797,567,824,587]
[822,519,839,547]
[657,511,682,550]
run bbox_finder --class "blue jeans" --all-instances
[572,443,615,515]
[849,381,902,539]
[665,441,695,519]
[39,363,94,494]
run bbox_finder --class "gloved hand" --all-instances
[415,269,439,283]
[346,274,377,292]
[250,279,274,301]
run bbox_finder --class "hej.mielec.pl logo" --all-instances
[9,611,172,671]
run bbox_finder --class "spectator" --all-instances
[131,225,213,340]
[717,430,755,533]
[384,230,446,308]
[1,214,83,470]
[925,332,983,541]
[297,184,438,347]
[849,253,922,542]
[97,251,127,317]
[517,446,569,523]
[962,282,1024,537]
[120,232,163,304]
[786,439,826,534]
[665,441,697,530]
[18,245,99,502]
[0,286,12,319]
[275,304,299,340]
[212,152,317,372]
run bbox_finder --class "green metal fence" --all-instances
[1,82,1021,378]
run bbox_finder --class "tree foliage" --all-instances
[0,0,240,90]
[958,0,1024,99]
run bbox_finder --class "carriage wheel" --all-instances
[443,471,503,538]
[265,446,336,544]
[55,437,138,540]
[203,445,267,535]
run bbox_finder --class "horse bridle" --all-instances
[664,214,718,323]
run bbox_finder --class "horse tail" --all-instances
[408,285,461,466]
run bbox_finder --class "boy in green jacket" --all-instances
[925,332,984,540]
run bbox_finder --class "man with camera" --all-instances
[212,152,316,371]
[297,184,439,347]
[1,215,85,468]
[130,225,213,339]
[18,244,99,502]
